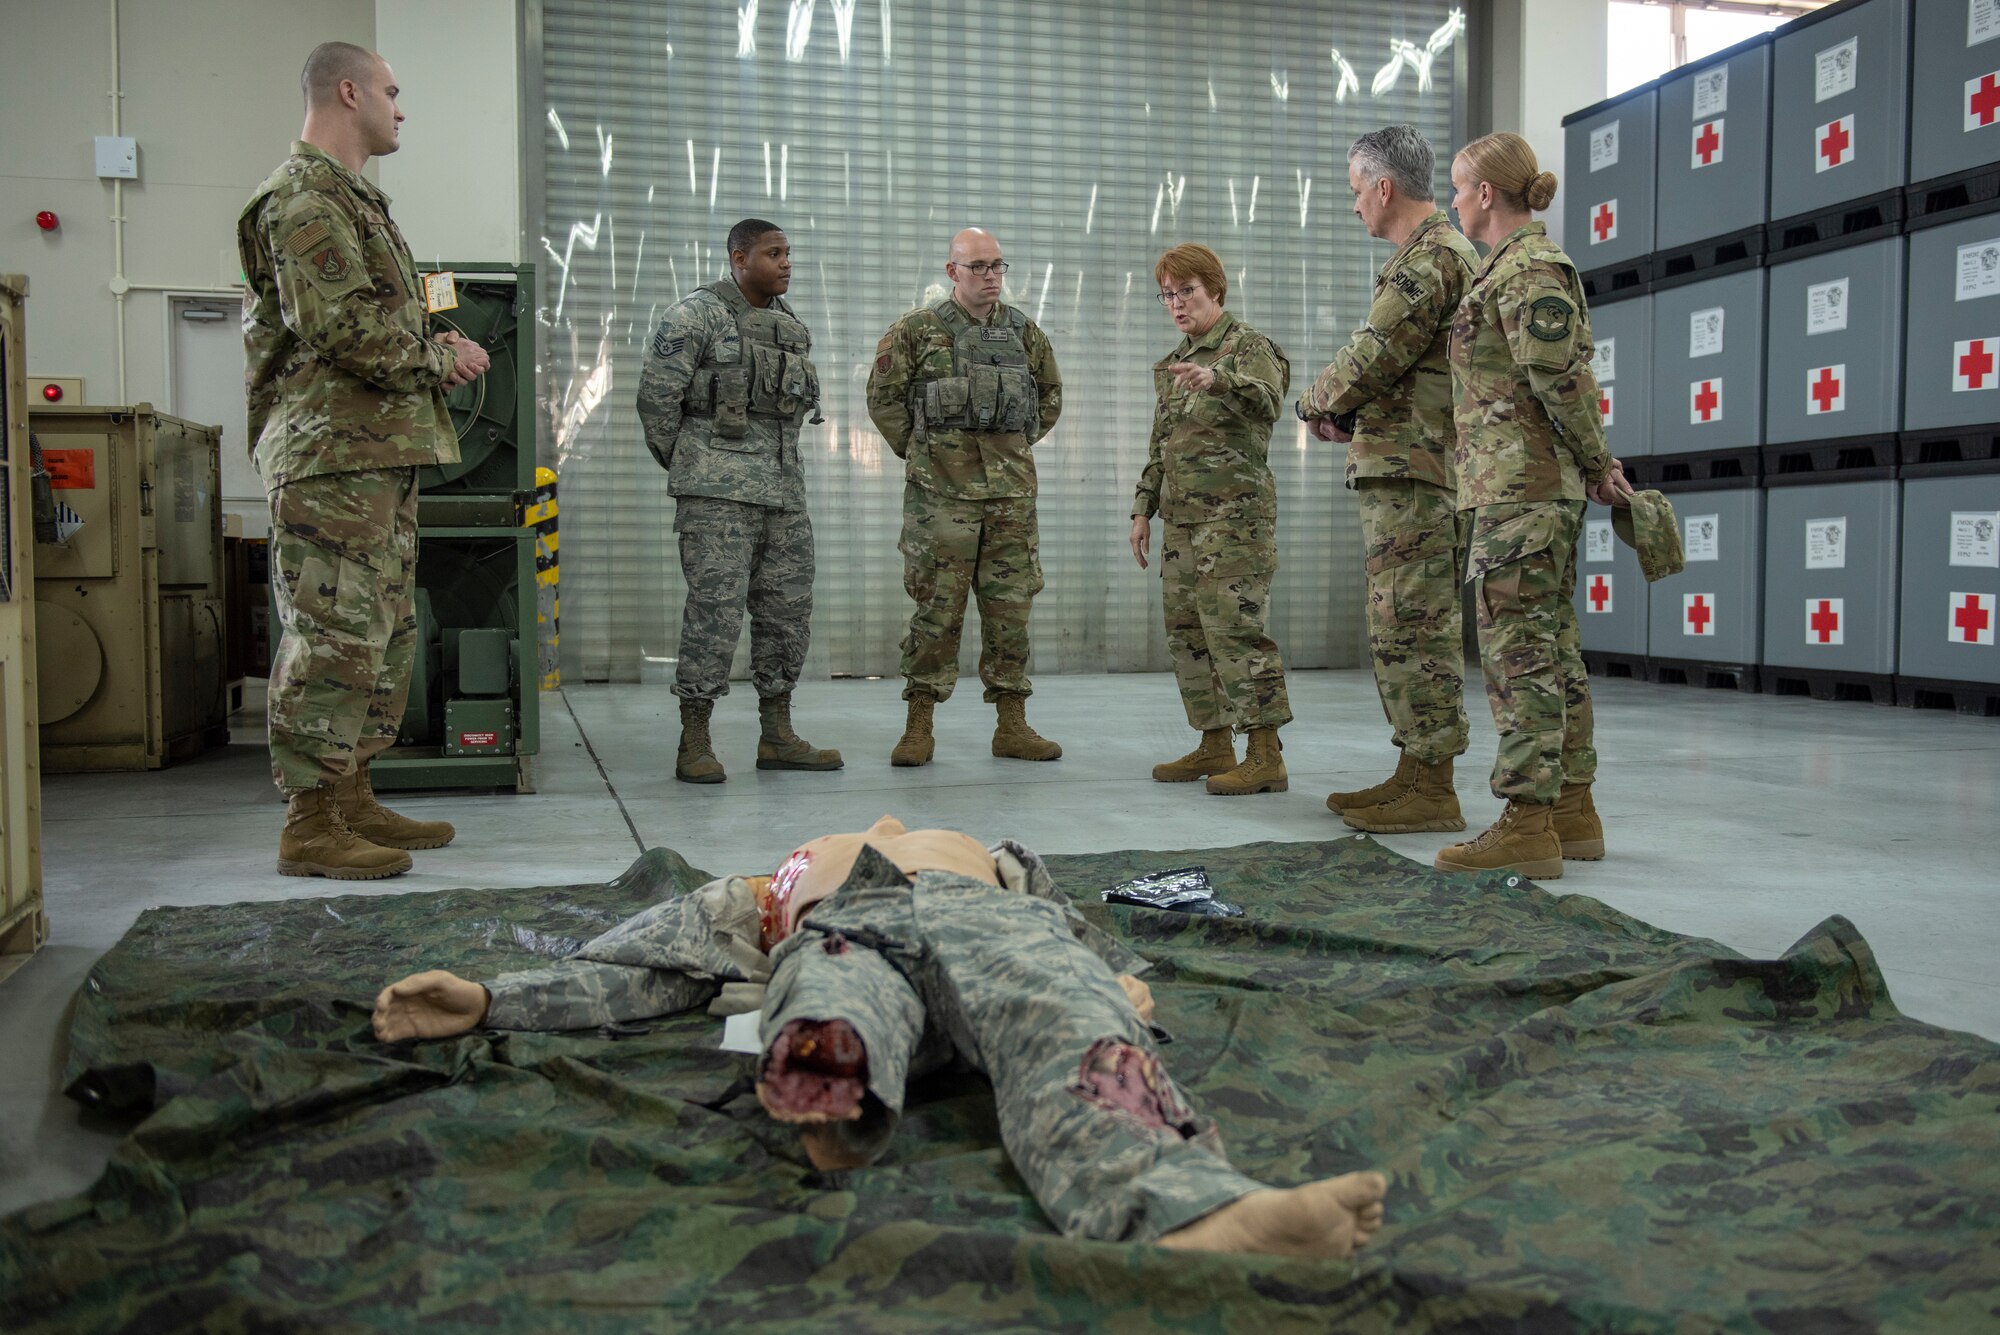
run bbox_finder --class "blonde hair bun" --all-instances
[1526,170,1559,211]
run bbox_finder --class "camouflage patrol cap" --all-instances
[1612,489,1684,582]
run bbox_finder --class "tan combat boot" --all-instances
[1342,758,1465,834]
[992,694,1062,761]
[890,692,936,767]
[1326,750,1417,813]
[676,697,726,784]
[1205,726,1287,795]
[756,694,843,771]
[1433,801,1563,880]
[336,766,456,850]
[278,786,413,880]
[1552,782,1605,860]
[1152,728,1236,783]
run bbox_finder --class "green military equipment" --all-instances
[417,262,537,526]
[442,698,513,757]
[690,280,820,440]
[916,299,1040,436]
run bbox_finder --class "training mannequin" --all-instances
[373,816,1386,1257]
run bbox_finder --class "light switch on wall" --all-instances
[93,136,138,180]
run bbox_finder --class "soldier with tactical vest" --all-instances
[1131,244,1295,796]
[866,228,1065,767]
[636,218,840,784]
[1299,126,1479,834]
[240,42,489,880]
[1439,134,1633,879]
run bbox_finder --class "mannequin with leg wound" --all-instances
[373,816,1386,1258]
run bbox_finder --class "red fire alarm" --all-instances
[35,211,59,232]
[42,383,64,401]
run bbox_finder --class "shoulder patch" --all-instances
[311,246,350,283]
[652,329,685,359]
[1526,295,1575,343]
[285,219,332,259]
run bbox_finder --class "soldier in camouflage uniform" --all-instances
[1299,127,1478,834]
[637,218,840,785]
[1130,245,1293,797]
[240,43,489,881]
[373,815,1388,1258]
[866,229,1065,767]
[1437,134,1634,879]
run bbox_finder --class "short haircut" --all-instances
[728,218,785,257]
[1154,243,1228,305]
[301,42,380,109]
[1348,124,1436,202]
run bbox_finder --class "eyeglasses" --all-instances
[954,260,1009,276]
[1157,284,1203,306]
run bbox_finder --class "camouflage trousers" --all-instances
[1160,517,1291,732]
[1468,500,1596,803]
[672,496,814,702]
[898,484,1040,703]
[1356,478,1469,762]
[762,872,1266,1243]
[266,467,418,793]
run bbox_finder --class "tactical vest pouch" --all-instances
[923,376,971,425]
[966,365,1004,429]
[995,366,1038,432]
[713,365,751,439]
[682,371,717,417]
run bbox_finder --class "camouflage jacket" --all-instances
[636,280,813,512]
[865,298,1063,501]
[1448,221,1612,509]
[237,141,460,489]
[1134,310,1290,525]
[1299,210,1474,491]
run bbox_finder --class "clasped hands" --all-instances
[438,330,492,388]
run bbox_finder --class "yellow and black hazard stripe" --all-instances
[528,466,560,689]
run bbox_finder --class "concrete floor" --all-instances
[4,669,1997,1218]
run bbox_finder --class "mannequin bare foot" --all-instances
[372,970,490,1042]
[756,1018,868,1123]
[1157,1172,1388,1259]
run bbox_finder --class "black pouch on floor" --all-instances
[1101,866,1243,917]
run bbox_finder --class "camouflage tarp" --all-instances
[4,837,1997,1332]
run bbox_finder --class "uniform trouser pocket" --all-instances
[1469,501,1584,803]
[1357,479,1467,760]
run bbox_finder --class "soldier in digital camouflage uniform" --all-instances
[1299,126,1478,835]
[372,815,1387,1258]
[240,42,489,881]
[1438,134,1634,879]
[866,228,1065,768]
[1130,244,1293,797]
[636,218,839,784]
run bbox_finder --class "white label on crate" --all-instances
[1593,337,1616,382]
[1694,64,1728,119]
[1692,119,1725,169]
[1690,377,1724,423]
[1586,518,1615,563]
[1956,239,2000,301]
[1685,514,1721,561]
[1806,518,1848,570]
[1807,598,1845,646]
[1954,338,1999,390]
[1689,306,1725,358]
[1973,0,2000,49]
[1590,120,1619,172]
[1815,37,1857,103]
[1816,114,1856,172]
[1806,278,1849,335]
[1950,511,2000,566]
[1599,383,1616,425]
[1951,591,1996,643]
[1683,593,1717,636]
[1586,573,1614,614]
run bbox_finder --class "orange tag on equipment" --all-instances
[44,449,96,489]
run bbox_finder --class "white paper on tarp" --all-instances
[1590,121,1619,172]
[1815,37,1858,103]
[1806,278,1849,335]
[1694,65,1728,119]
[1973,0,2000,49]
[1806,518,1848,570]
[720,1011,762,1054]
[1685,514,1721,562]
[1951,511,2000,567]
[1956,239,2000,301]
[1593,337,1616,382]
[1690,307,1725,358]
[1586,519,1614,563]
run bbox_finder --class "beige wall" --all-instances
[1482,0,1611,249]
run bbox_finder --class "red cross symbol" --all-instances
[1588,574,1611,613]
[1809,365,1845,414]
[1955,592,1994,644]
[1598,385,1614,424]
[1809,599,1842,644]
[1592,201,1616,244]
[1694,121,1722,166]
[1686,594,1714,636]
[1818,116,1853,170]
[1956,339,1995,391]
[1970,73,2000,129]
[1693,380,1720,423]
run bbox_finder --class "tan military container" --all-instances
[32,404,228,771]
[0,274,48,978]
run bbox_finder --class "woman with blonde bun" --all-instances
[1437,132,1634,880]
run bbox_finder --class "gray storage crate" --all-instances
[1655,34,1772,269]
[1897,474,2000,689]
[1907,0,2000,200]
[1574,511,1649,662]
[1902,210,2000,441]
[1768,0,1910,253]
[1563,85,1657,295]
[1650,268,1766,457]
[1761,480,1900,691]
[1762,236,1904,466]
[1645,488,1765,682]
[1588,292,1652,459]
